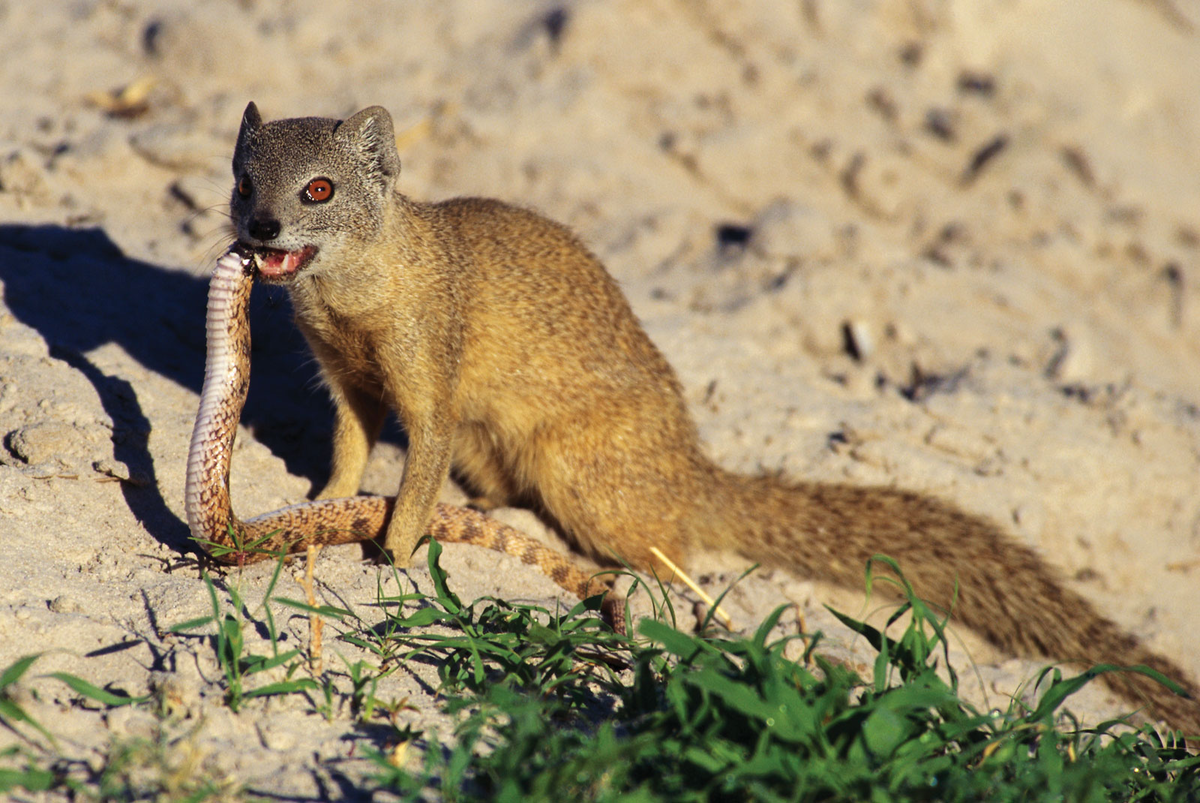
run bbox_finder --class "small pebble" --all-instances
[841,319,873,362]
[258,721,298,751]
[7,422,77,465]
[48,594,84,614]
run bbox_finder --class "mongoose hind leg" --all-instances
[452,422,522,511]
[529,421,694,574]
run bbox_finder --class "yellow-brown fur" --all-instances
[230,103,1198,737]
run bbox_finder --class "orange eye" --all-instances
[236,176,252,198]
[303,177,334,203]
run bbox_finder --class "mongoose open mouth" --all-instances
[247,244,318,281]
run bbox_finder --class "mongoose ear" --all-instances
[241,101,263,132]
[235,102,263,162]
[335,106,402,185]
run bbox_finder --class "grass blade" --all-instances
[44,673,148,707]
[0,655,41,690]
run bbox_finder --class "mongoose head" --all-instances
[230,102,402,283]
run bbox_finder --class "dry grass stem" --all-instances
[649,546,734,630]
[305,545,323,674]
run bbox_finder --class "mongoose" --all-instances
[229,102,1197,734]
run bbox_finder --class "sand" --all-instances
[1,0,1198,797]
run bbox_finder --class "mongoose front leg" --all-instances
[317,380,389,500]
[384,414,456,567]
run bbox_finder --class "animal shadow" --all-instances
[0,224,338,554]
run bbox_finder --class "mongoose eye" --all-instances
[303,178,334,203]
[236,176,252,198]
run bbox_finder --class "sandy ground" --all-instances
[1,0,1199,797]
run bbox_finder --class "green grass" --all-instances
[2,543,1197,801]
[362,547,1200,802]
[169,557,320,713]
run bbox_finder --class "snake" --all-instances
[184,248,624,631]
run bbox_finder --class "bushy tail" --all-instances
[699,469,1199,737]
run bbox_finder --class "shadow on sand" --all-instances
[0,223,342,555]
